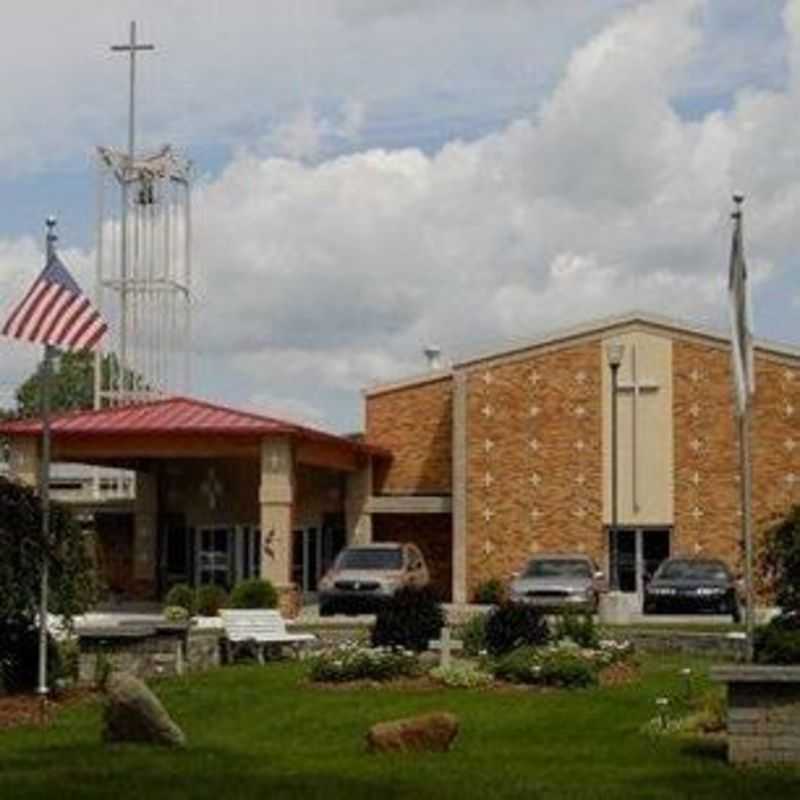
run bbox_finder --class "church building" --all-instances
[364,312,800,605]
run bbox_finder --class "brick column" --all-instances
[133,469,158,598]
[452,371,468,603]
[259,437,299,616]
[346,460,372,544]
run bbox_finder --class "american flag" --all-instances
[1,253,107,352]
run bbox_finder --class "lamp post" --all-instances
[606,342,625,591]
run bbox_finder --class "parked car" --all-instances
[509,553,604,613]
[318,542,429,616]
[643,557,742,621]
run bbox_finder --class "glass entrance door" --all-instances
[292,518,347,594]
[609,528,671,595]
[197,527,232,588]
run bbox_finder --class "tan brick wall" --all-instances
[673,341,800,590]
[366,377,453,495]
[465,342,603,599]
[372,513,453,600]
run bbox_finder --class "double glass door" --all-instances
[292,516,346,593]
[196,526,261,589]
[609,528,670,595]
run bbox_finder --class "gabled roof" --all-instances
[0,395,387,456]
[365,310,800,396]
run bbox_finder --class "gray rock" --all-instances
[103,672,185,747]
[366,711,459,753]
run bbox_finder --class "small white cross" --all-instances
[574,405,586,418]
[429,627,464,669]
[482,539,494,556]
[694,541,703,555]
[575,370,587,385]
[785,438,797,452]
[690,368,702,383]
[484,472,494,488]
[201,467,224,510]
[689,403,700,418]
[529,370,541,385]
[691,506,704,521]
[576,473,586,486]
[785,369,795,383]
[530,507,542,520]
[785,403,795,418]
[690,438,702,453]
[484,439,494,453]
[691,471,701,487]
[482,370,493,385]
[529,438,540,452]
[483,507,494,523]
[529,404,540,417]
[573,507,586,519]
[482,403,493,418]
[575,439,585,451]
[786,473,798,487]
[530,472,541,487]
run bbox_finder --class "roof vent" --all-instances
[423,345,442,371]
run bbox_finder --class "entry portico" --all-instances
[0,396,386,615]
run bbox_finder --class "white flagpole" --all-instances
[731,195,756,662]
[36,217,57,698]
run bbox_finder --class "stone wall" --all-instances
[464,342,603,599]
[713,666,800,765]
[367,377,453,495]
[372,513,453,600]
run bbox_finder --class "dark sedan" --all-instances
[643,557,742,621]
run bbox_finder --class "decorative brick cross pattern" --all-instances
[201,467,223,510]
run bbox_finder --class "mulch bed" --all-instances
[0,688,97,730]
[598,658,641,687]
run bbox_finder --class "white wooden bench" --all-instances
[220,609,316,663]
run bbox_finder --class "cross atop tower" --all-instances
[111,21,155,160]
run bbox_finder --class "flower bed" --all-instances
[308,643,420,683]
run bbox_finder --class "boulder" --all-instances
[103,672,185,747]
[366,711,459,754]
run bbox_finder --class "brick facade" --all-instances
[674,341,800,591]
[367,377,453,495]
[372,513,453,600]
[465,342,603,599]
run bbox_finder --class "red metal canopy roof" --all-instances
[0,395,387,456]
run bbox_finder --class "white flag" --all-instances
[728,202,755,416]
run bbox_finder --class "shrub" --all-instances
[484,601,549,656]
[165,583,196,616]
[309,643,419,683]
[473,578,506,605]
[492,646,542,684]
[554,611,599,649]
[163,605,190,623]
[196,584,228,616]
[761,505,800,614]
[755,615,800,664]
[457,613,488,657]
[0,616,62,695]
[538,649,598,689]
[430,663,493,689]
[229,579,278,609]
[371,586,445,652]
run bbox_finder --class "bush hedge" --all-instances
[196,584,228,616]
[484,601,549,656]
[164,583,196,616]
[755,613,800,664]
[0,616,62,695]
[229,579,278,609]
[473,578,506,605]
[371,586,445,652]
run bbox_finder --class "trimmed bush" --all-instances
[761,505,800,614]
[473,578,506,605]
[554,611,599,649]
[196,584,228,616]
[755,614,800,664]
[371,586,445,652]
[485,601,549,656]
[430,663,493,689]
[309,644,419,683]
[492,646,542,684]
[0,616,62,695]
[457,613,488,657]
[163,605,190,623]
[229,579,278,609]
[164,583,196,616]
[538,650,597,689]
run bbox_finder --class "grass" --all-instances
[0,655,798,800]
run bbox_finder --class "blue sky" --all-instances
[1,1,799,431]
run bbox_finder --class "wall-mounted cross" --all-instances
[201,467,224,510]
[616,344,660,512]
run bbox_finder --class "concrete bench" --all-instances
[220,609,316,663]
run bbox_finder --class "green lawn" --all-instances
[1,656,798,800]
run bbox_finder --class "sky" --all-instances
[0,0,798,433]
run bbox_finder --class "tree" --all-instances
[15,352,145,418]
[761,505,800,614]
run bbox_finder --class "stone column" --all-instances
[452,371,469,604]
[7,438,39,488]
[133,469,158,599]
[259,437,298,616]
[346,460,372,545]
